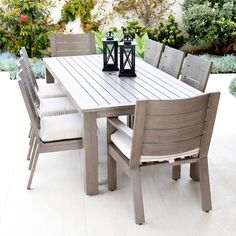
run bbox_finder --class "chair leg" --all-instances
[190,163,200,181]
[28,125,32,139]
[28,142,38,170]
[127,115,133,128]
[199,158,212,212]
[27,135,36,161]
[130,168,145,224]
[108,155,117,191]
[27,145,40,190]
[172,165,181,180]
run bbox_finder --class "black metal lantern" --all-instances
[102,31,119,71]
[119,34,136,77]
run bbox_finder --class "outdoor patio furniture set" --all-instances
[17,33,220,224]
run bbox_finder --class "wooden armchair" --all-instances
[144,39,164,67]
[107,93,220,224]
[158,46,185,78]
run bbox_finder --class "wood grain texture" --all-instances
[181,54,212,92]
[49,33,96,57]
[158,46,185,78]
[82,112,99,195]
[144,39,164,67]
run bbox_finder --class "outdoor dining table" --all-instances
[43,54,202,195]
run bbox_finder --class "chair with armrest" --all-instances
[107,93,220,224]
[172,54,213,181]
[158,46,185,78]
[17,70,83,190]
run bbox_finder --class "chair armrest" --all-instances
[108,118,133,138]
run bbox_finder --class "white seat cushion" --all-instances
[39,97,77,117]
[40,113,82,142]
[38,83,66,99]
[111,130,199,163]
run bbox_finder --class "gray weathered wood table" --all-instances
[44,54,202,195]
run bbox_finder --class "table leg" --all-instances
[46,68,54,83]
[83,112,99,195]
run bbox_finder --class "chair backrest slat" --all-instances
[144,109,207,130]
[49,33,96,57]
[142,137,202,156]
[144,40,164,67]
[158,46,185,78]
[18,57,40,107]
[18,70,40,129]
[181,54,213,92]
[143,123,205,143]
[20,47,39,91]
[130,93,220,167]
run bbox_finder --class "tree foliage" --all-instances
[183,0,236,54]
[0,0,63,58]
[59,0,100,32]
[113,0,175,27]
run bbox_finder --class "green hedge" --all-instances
[229,77,236,97]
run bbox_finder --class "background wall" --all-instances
[50,0,184,33]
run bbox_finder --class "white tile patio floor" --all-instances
[0,72,236,236]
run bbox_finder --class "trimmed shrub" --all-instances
[0,52,44,79]
[229,77,236,97]
[149,15,184,49]
[122,15,184,49]
[183,0,236,55]
[200,54,236,73]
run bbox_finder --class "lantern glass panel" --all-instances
[119,42,136,77]
[102,38,119,71]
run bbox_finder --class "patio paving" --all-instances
[0,72,235,236]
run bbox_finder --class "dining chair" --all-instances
[144,39,164,67]
[107,93,220,224]
[158,46,185,78]
[20,47,66,99]
[17,70,83,190]
[18,58,78,162]
[18,57,77,117]
[49,33,96,57]
[172,54,213,181]
[181,54,213,92]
